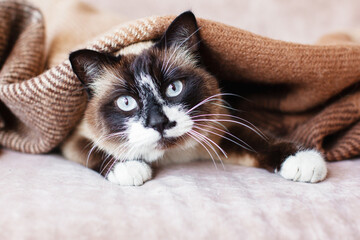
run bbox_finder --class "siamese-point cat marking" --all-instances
[62,11,327,186]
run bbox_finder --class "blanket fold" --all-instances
[1,0,360,161]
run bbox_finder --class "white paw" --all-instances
[106,161,152,186]
[278,150,327,183]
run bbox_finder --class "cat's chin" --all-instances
[143,136,196,162]
[156,137,182,149]
[140,148,165,162]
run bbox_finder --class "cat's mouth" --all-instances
[156,131,195,150]
[156,136,180,150]
[155,121,194,150]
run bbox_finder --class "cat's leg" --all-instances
[61,134,152,186]
[219,126,327,183]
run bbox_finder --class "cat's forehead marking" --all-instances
[137,73,165,104]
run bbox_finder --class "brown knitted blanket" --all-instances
[1,0,360,161]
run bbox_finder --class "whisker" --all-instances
[190,129,226,170]
[192,113,267,139]
[194,118,230,132]
[103,159,118,179]
[104,132,127,141]
[101,143,132,177]
[187,131,218,170]
[97,139,132,186]
[86,143,98,169]
[106,140,135,176]
[85,131,127,171]
[190,129,228,158]
[210,102,241,113]
[193,125,255,152]
[186,93,241,114]
[99,152,113,174]
[194,122,255,150]
[192,117,267,141]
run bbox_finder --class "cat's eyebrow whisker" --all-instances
[163,27,202,74]
[163,39,203,78]
[162,27,203,75]
[163,63,185,81]
[193,124,255,153]
[189,39,202,53]
[187,131,218,170]
[162,49,182,77]
[161,34,168,73]
[111,74,127,86]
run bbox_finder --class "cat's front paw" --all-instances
[106,160,152,186]
[278,150,327,183]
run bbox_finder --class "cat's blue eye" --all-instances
[166,80,183,98]
[116,96,137,112]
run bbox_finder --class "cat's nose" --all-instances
[146,111,176,134]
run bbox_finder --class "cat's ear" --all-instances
[156,11,201,53]
[69,49,118,97]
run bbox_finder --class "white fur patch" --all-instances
[107,160,152,186]
[163,105,193,138]
[126,120,164,161]
[278,149,327,183]
[162,45,198,78]
[138,74,165,104]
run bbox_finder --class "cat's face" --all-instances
[70,12,221,162]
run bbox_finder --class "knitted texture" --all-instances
[1,0,360,161]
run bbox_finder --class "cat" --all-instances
[61,11,327,186]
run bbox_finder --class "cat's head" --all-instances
[70,11,222,162]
